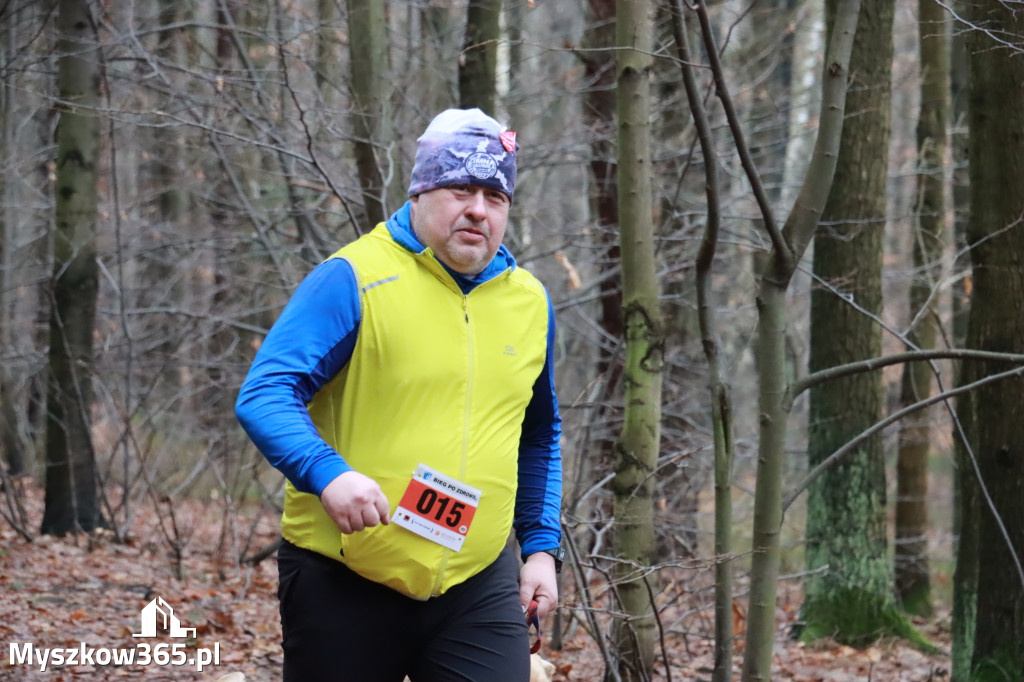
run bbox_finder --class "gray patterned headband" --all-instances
[408,108,518,200]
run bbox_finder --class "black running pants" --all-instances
[276,540,531,682]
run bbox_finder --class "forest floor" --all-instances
[1,481,952,681]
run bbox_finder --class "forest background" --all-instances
[1,1,1022,681]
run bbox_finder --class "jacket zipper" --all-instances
[460,294,473,485]
[431,294,474,597]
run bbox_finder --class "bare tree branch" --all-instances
[784,364,1024,514]
[693,0,787,265]
[790,348,1024,403]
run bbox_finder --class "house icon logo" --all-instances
[132,596,196,638]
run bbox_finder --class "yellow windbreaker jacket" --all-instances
[254,217,559,599]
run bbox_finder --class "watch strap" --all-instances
[540,546,565,573]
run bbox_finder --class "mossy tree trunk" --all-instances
[894,0,947,617]
[802,0,893,646]
[964,2,1024,678]
[458,0,501,115]
[40,0,102,536]
[951,349,979,682]
[608,1,663,680]
[949,19,975,682]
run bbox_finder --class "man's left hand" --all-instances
[520,551,558,619]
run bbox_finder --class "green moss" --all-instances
[898,583,934,618]
[796,586,938,653]
[970,648,1024,682]
[952,584,977,682]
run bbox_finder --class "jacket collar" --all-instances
[385,201,516,293]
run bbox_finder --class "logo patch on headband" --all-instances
[464,152,498,180]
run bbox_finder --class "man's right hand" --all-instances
[320,471,391,534]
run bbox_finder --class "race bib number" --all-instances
[391,464,481,552]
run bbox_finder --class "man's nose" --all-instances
[463,189,487,220]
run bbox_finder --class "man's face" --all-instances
[410,184,510,275]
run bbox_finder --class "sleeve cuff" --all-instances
[305,456,353,497]
[519,530,562,561]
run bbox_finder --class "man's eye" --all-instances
[487,191,509,205]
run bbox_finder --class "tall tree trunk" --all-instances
[801,0,893,646]
[951,324,980,681]
[143,0,188,396]
[609,2,662,680]
[419,4,457,113]
[504,0,525,127]
[315,0,342,96]
[0,2,50,475]
[346,0,398,226]
[570,0,621,553]
[740,0,861,677]
[746,0,797,206]
[570,11,624,671]
[949,17,975,682]
[459,0,502,114]
[781,0,825,211]
[583,0,621,431]
[964,3,1024,678]
[41,0,101,535]
[503,0,527,242]
[894,0,947,617]
[1,7,26,476]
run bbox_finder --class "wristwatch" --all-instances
[540,546,566,573]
